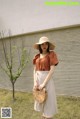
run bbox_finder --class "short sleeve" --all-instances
[33,54,40,65]
[49,51,59,66]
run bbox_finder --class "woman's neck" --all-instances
[42,51,47,54]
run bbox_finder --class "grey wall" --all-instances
[0,25,80,96]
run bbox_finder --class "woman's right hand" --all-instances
[33,83,39,90]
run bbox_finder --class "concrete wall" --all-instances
[0,25,80,96]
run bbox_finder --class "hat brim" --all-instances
[33,42,55,50]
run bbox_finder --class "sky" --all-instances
[0,0,80,36]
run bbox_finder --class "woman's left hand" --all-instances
[39,83,45,90]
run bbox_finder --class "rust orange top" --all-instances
[33,51,58,71]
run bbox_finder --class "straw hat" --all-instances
[33,36,55,50]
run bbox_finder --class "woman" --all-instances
[33,36,59,119]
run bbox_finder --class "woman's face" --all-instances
[40,42,49,53]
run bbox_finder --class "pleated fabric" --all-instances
[34,71,58,117]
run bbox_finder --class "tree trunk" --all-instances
[12,82,15,101]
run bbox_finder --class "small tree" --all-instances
[0,32,29,101]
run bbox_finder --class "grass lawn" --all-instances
[0,89,80,119]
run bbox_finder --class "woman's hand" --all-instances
[39,83,45,90]
[33,83,39,90]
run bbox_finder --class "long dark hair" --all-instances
[38,42,50,53]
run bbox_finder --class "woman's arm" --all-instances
[33,66,39,90]
[39,65,55,90]
[33,66,36,85]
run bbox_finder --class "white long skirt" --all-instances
[34,71,58,117]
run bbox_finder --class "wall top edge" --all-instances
[0,24,80,40]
